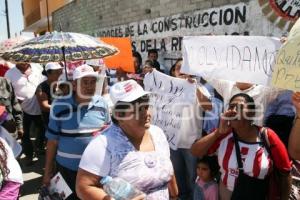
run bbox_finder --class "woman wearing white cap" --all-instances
[35,62,62,153]
[76,79,178,200]
[36,62,63,125]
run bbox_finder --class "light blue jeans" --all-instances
[170,148,197,200]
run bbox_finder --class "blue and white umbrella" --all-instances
[1,32,118,63]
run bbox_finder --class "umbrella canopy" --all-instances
[1,32,118,63]
[0,36,32,54]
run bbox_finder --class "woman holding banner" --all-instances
[169,58,212,200]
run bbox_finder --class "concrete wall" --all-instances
[52,0,296,70]
[53,0,243,33]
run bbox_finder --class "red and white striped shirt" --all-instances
[208,127,291,191]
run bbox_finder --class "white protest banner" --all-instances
[144,70,196,149]
[181,36,281,85]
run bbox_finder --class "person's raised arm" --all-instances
[191,112,232,157]
[196,85,212,111]
[187,77,212,111]
[288,92,300,160]
[168,175,178,200]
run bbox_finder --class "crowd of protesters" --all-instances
[0,36,299,200]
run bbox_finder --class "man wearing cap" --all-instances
[76,80,178,200]
[5,62,46,165]
[43,64,110,200]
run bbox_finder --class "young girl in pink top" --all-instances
[194,156,219,200]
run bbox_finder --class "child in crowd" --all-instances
[194,156,219,200]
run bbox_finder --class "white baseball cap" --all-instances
[110,80,150,105]
[45,62,63,71]
[85,59,105,67]
[72,64,98,80]
[57,73,72,84]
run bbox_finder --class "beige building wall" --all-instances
[22,0,73,35]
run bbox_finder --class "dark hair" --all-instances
[144,60,155,68]
[197,156,220,177]
[152,60,161,71]
[147,49,158,56]
[169,63,176,76]
[0,140,9,180]
[111,95,150,124]
[144,60,161,71]
[132,51,142,66]
[175,58,183,63]
[42,69,56,77]
[229,93,256,116]
[169,58,183,77]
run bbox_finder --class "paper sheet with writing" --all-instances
[48,172,72,200]
[181,36,281,86]
[272,18,300,91]
[144,70,196,149]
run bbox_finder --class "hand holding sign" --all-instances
[292,92,300,113]
[271,18,300,91]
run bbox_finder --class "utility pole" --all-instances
[4,0,10,38]
[46,0,50,32]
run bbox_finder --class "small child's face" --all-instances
[197,163,213,182]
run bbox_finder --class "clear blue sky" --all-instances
[0,0,24,41]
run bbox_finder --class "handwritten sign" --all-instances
[143,70,196,149]
[272,19,300,91]
[181,36,281,85]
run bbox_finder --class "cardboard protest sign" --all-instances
[143,70,196,149]
[272,19,300,91]
[100,37,135,73]
[181,36,281,85]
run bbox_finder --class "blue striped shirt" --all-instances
[46,94,110,171]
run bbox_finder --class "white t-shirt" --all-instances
[79,124,173,200]
[0,138,23,184]
[0,126,22,158]
[177,84,210,149]
[208,79,281,126]
[5,64,45,115]
[177,101,203,149]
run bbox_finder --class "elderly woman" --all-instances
[191,93,291,200]
[76,80,178,200]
